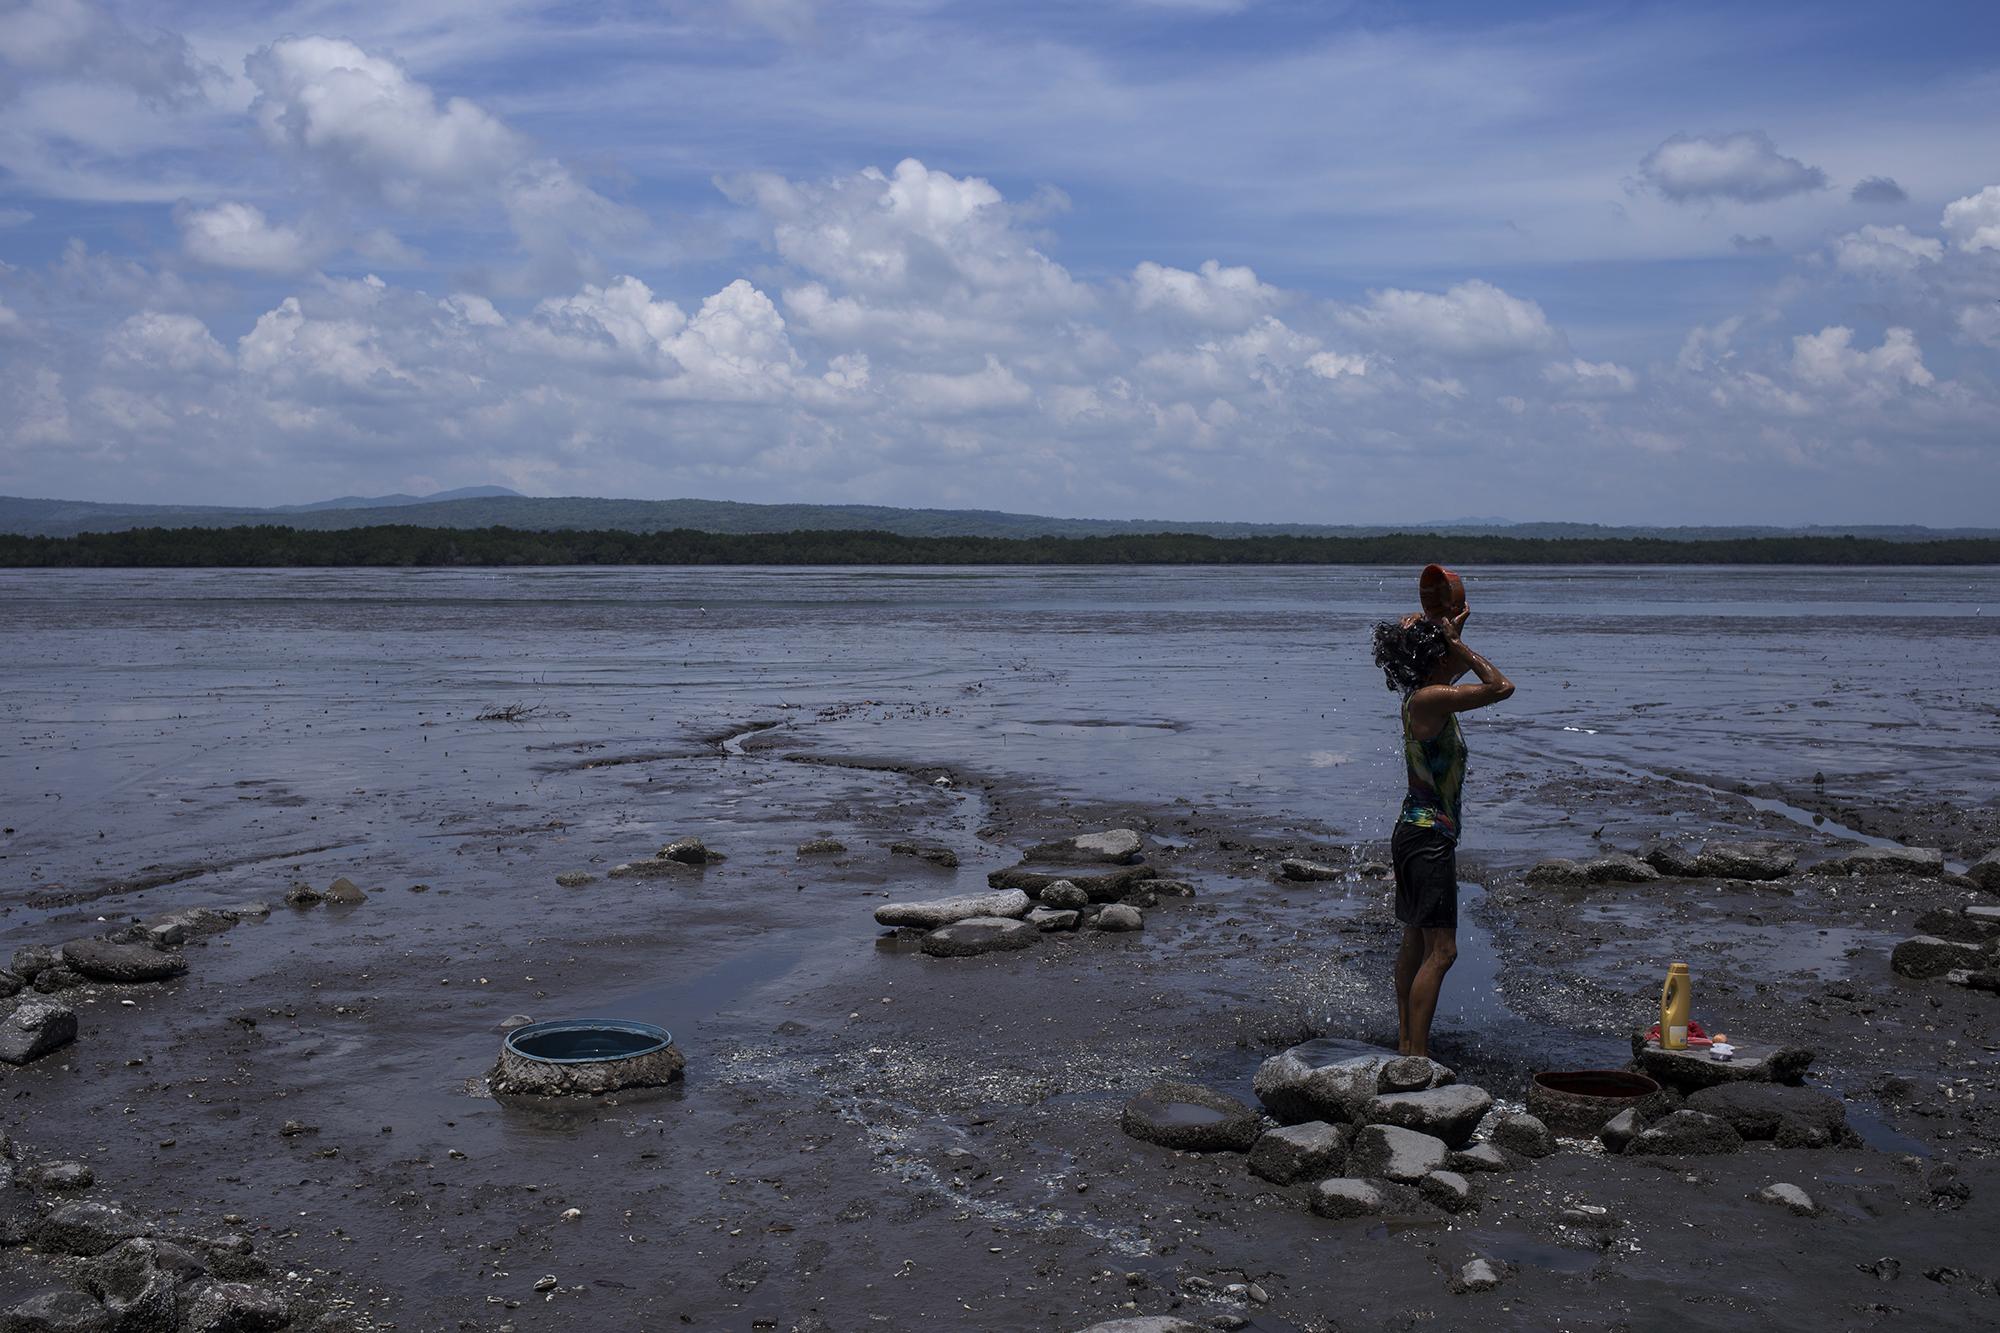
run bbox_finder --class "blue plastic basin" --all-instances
[503,1019,673,1065]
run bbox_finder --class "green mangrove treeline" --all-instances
[2,524,1998,567]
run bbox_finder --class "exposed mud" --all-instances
[2,567,1997,1331]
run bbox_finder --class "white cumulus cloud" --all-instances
[176,202,318,274]
[1339,279,1554,357]
[1639,131,1827,203]
[104,311,230,372]
[1542,357,1637,395]
[1942,185,2000,253]
[1790,326,1933,401]
[1131,259,1280,326]
[1831,224,1943,275]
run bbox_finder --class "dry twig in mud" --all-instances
[475,701,549,723]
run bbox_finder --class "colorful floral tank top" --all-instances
[1398,698,1466,840]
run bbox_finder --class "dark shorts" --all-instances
[1391,822,1458,929]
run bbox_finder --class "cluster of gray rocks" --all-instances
[1890,900,2000,995]
[1525,838,1993,891]
[0,1132,332,1333]
[1119,1045,1553,1238]
[0,901,273,1068]
[872,830,1194,957]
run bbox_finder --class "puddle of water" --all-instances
[1844,1101,1930,1156]
[581,944,810,1032]
[1127,1098,1231,1127]
[1475,1232,1602,1274]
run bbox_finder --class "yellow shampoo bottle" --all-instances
[1660,962,1692,1050]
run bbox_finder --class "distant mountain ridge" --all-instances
[0,492,1994,542]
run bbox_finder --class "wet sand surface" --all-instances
[2,566,1998,1331]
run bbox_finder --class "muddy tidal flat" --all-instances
[1,565,1998,1332]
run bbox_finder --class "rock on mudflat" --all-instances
[1490,1112,1556,1159]
[1754,1183,1818,1216]
[988,864,1156,900]
[1040,880,1090,909]
[1378,1056,1450,1093]
[797,837,846,855]
[1309,1178,1385,1219]
[1027,829,1143,865]
[554,871,594,888]
[1026,907,1079,932]
[1818,846,1944,877]
[1254,1043,1452,1125]
[875,890,1030,929]
[1694,841,1796,880]
[1366,1085,1492,1149]
[1248,1121,1346,1184]
[1448,1143,1514,1174]
[1451,1259,1507,1294]
[661,837,716,865]
[1419,1169,1475,1213]
[25,1162,93,1192]
[1279,858,1343,882]
[1643,843,1701,877]
[1629,1034,1814,1091]
[1071,1319,1206,1333]
[1624,1109,1743,1156]
[2,1289,116,1331]
[919,917,1038,958]
[1526,856,1658,888]
[1093,904,1144,932]
[1598,1108,1641,1154]
[1969,849,2000,892]
[890,841,959,868]
[59,940,186,984]
[1685,1083,1851,1147]
[606,856,691,880]
[1891,936,1988,979]
[33,1200,151,1257]
[181,1280,289,1333]
[1346,1124,1449,1182]
[82,1237,206,1329]
[0,998,77,1065]
[282,882,321,907]
[1120,1081,1261,1153]
[324,876,367,905]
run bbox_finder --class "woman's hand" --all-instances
[1442,606,1470,643]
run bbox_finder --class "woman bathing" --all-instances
[1370,605,1514,1058]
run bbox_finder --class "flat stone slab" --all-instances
[1364,1085,1492,1150]
[1630,1034,1813,1092]
[1279,858,1343,882]
[1818,846,1944,877]
[988,864,1156,901]
[1526,855,1658,888]
[1969,850,2000,892]
[59,939,186,984]
[1248,1121,1347,1184]
[1346,1124,1449,1182]
[1892,936,1989,979]
[1624,1109,1743,1156]
[0,998,78,1065]
[1309,1178,1386,1219]
[1693,841,1797,880]
[919,917,1038,958]
[1121,1081,1260,1153]
[1026,829,1142,864]
[875,889,1030,929]
[1026,907,1079,931]
[1419,1169,1475,1213]
[1685,1083,1852,1147]
[1754,1183,1818,1216]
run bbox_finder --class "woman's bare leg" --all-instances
[1394,925,1424,1054]
[1403,926,1459,1058]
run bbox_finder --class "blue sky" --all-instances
[2,0,1998,524]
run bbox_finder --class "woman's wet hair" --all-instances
[1371,619,1450,693]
